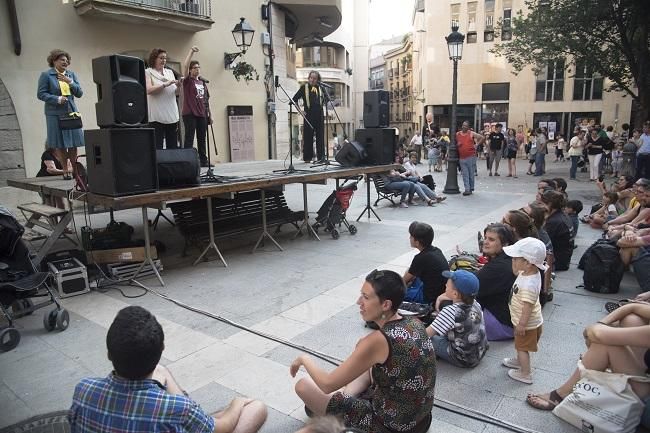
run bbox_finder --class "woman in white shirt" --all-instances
[146,48,179,149]
[568,130,586,179]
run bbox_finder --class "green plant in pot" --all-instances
[232,60,259,84]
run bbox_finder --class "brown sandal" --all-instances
[526,390,564,411]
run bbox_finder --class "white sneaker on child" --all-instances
[502,357,521,368]
[508,369,533,384]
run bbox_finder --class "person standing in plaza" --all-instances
[422,112,438,164]
[636,121,650,180]
[568,129,586,179]
[293,71,325,163]
[457,121,485,196]
[37,49,84,179]
[410,131,423,164]
[534,128,547,176]
[487,123,506,176]
[181,46,210,167]
[505,128,519,178]
[146,48,180,150]
[586,128,606,181]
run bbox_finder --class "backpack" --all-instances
[448,253,481,273]
[578,239,624,294]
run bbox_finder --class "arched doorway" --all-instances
[0,77,25,182]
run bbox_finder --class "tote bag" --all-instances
[553,360,650,433]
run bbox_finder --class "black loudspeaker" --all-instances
[335,141,368,167]
[93,55,148,127]
[156,148,201,188]
[363,90,390,128]
[85,128,158,196]
[355,128,397,165]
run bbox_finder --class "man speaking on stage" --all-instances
[293,71,325,163]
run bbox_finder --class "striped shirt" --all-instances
[68,373,214,433]
[430,301,488,367]
[508,272,543,330]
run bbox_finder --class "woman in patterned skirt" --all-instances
[290,270,437,433]
[37,49,84,179]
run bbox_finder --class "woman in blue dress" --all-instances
[37,49,84,179]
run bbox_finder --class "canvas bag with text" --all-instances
[553,360,650,433]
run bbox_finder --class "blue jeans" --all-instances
[570,155,580,179]
[535,152,545,176]
[411,182,437,201]
[385,180,415,203]
[459,157,476,192]
[431,335,464,367]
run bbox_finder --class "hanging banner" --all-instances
[227,105,254,162]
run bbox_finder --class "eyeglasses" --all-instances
[191,66,200,69]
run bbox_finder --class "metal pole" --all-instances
[443,58,460,194]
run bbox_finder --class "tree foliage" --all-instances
[491,0,650,124]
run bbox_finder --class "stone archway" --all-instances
[0,77,25,184]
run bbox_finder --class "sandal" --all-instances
[605,299,633,313]
[526,390,564,411]
[427,199,435,206]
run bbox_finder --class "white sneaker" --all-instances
[508,368,533,384]
[502,357,521,368]
[399,202,409,208]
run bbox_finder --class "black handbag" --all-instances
[59,111,82,130]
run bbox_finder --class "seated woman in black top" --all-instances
[476,223,517,340]
[403,221,449,305]
[540,190,574,271]
[37,147,68,209]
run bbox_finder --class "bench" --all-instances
[17,202,78,266]
[168,190,303,257]
[371,176,401,207]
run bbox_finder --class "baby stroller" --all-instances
[0,206,69,352]
[313,180,358,239]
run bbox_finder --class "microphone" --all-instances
[317,81,333,89]
[198,76,210,83]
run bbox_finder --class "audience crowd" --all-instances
[55,113,650,431]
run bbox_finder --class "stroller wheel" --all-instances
[349,225,357,235]
[0,327,20,352]
[56,309,70,331]
[331,229,340,239]
[43,309,57,332]
[11,299,34,318]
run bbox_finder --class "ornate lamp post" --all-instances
[443,24,465,194]
[224,17,256,68]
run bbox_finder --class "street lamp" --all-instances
[443,24,465,194]
[224,17,255,68]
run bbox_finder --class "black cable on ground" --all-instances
[112,280,541,433]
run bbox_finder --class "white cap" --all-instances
[503,237,548,271]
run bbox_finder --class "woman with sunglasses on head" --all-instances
[475,223,517,341]
[290,270,436,433]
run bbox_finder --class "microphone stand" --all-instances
[201,83,226,183]
[311,83,341,169]
[274,80,313,174]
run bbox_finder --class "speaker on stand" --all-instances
[92,55,148,127]
[363,90,390,128]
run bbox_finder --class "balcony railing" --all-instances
[74,0,213,31]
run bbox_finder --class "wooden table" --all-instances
[8,160,396,285]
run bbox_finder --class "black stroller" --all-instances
[0,207,69,352]
[313,180,359,239]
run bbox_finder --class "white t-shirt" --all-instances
[508,272,543,330]
[146,68,179,124]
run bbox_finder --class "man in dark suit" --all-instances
[293,71,325,162]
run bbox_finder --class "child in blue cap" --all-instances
[426,270,488,367]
